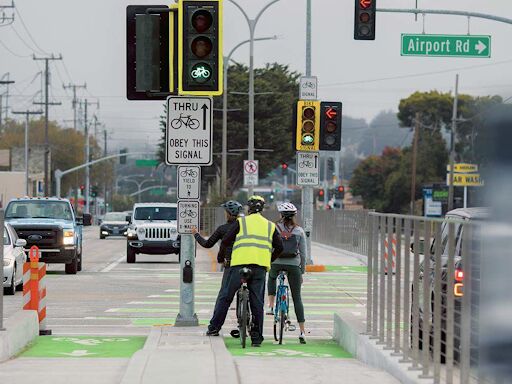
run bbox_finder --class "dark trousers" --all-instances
[268,264,305,323]
[209,264,267,343]
[209,267,231,324]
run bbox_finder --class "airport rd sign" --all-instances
[297,151,319,186]
[166,96,212,165]
[178,166,201,200]
[401,34,491,58]
[177,201,200,234]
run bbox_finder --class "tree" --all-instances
[158,63,300,198]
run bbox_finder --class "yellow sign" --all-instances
[446,163,478,173]
[446,173,484,187]
[296,100,320,151]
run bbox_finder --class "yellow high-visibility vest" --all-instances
[231,213,275,269]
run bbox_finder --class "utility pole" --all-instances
[448,74,459,212]
[103,128,108,210]
[63,83,86,131]
[0,75,15,130]
[81,99,99,214]
[33,55,62,196]
[12,110,43,196]
[410,112,420,215]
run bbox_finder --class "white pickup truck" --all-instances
[125,203,180,263]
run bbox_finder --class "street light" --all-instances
[221,35,277,197]
[228,0,281,197]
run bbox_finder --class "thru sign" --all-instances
[166,96,212,165]
[297,151,319,186]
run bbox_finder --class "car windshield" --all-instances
[134,207,176,221]
[5,201,73,221]
[3,227,9,245]
[104,213,127,221]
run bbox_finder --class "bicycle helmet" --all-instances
[247,195,265,213]
[278,202,298,217]
[221,200,243,216]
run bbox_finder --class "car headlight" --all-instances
[3,257,14,267]
[63,230,75,245]
[171,228,177,233]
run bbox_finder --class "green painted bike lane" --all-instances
[20,336,146,358]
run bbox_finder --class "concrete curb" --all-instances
[312,242,368,265]
[120,328,161,384]
[333,313,431,384]
[0,310,39,362]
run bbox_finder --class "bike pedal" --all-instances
[288,325,296,332]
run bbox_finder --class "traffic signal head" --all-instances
[320,102,342,151]
[179,0,223,96]
[120,148,128,164]
[317,189,325,202]
[296,100,320,151]
[281,162,288,176]
[354,0,376,40]
[335,185,345,199]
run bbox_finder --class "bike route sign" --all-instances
[401,34,491,58]
[299,76,318,100]
[178,166,201,200]
[296,151,319,186]
[166,96,213,165]
[177,200,200,234]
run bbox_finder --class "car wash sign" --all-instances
[166,96,212,165]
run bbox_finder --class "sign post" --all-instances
[401,34,491,58]
[167,95,212,327]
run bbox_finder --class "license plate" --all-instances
[113,229,119,235]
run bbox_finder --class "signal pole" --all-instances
[447,74,459,212]
[33,55,62,196]
[12,110,43,195]
[81,99,99,214]
[63,83,86,131]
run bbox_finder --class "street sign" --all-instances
[401,34,491,58]
[178,165,201,200]
[243,160,259,187]
[447,163,478,173]
[446,173,485,187]
[299,76,318,100]
[297,151,319,186]
[166,96,213,165]
[177,200,200,234]
[135,159,159,167]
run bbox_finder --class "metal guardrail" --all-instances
[365,212,488,384]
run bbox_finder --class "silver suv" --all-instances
[126,203,180,263]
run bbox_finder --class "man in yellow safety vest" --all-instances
[206,196,283,346]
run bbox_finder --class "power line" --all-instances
[13,5,49,55]
[0,37,31,57]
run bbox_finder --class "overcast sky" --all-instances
[1,0,512,152]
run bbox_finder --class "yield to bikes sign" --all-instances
[178,166,201,200]
[177,201,200,234]
[297,151,319,186]
[166,96,212,165]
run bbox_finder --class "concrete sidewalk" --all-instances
[311,242,367,267]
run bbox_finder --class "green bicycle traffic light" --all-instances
[178,0,223,96]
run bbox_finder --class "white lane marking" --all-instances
[101,255,126,273]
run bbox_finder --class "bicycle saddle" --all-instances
[239,267,252,280]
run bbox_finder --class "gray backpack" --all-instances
[277,223,299,258]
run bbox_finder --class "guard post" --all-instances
[23,246,51,335]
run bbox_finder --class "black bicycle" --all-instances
[236,267,253,349]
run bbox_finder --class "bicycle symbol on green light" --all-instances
[170,114,200,130]
[191,66,211,80]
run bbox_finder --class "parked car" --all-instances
[413,207,488,361]
[5,197,87,275]
[3,223,27,295]
[126,203,180,263]
[100,212,129,239]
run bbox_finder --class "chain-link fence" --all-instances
[365,212,493,384]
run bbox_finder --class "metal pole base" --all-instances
[39,329,52,336]
[175,313,199,327]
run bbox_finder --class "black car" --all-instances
[413,207,487,362]
[100,212,129,239]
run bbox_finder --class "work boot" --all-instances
[206,328,220,336]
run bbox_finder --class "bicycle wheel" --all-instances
[189,119,200,130]
[170,118,182,129]
[279,309,286,345]
[240,289,249,349]
[273,296,280,341]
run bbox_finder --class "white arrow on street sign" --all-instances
[297,151,319,186]
[475,40,487,54]
[60,350,97,357]
[178,165,201,200]
[177,200,200,234]
[166,96,212,166]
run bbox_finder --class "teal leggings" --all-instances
[268,264,305,323]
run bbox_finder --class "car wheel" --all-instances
[5,268,16,295]
[65,255,78,275]
[127,244,136,264]
[100,234,105,240]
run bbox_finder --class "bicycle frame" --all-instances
[274,271,289,322]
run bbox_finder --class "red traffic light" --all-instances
[359,0,372,9]
[80,185,85,190]
[325,107,337,119]
[319,190,324,196]
[338,186,344,192]
[281,163,288,170]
